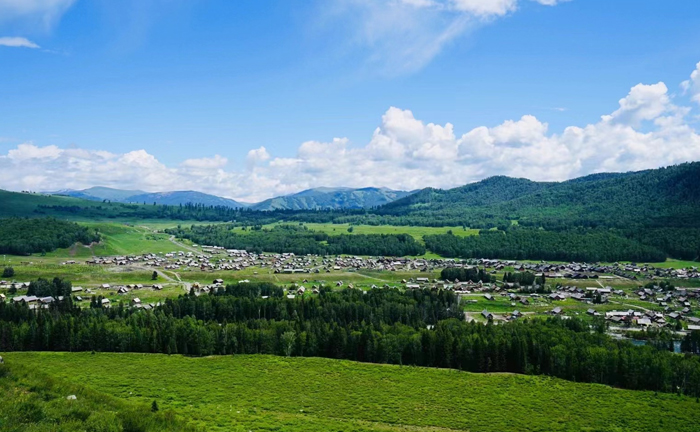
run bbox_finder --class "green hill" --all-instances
[377,162,700,229]
[4,353,698,432]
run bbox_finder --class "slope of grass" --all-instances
[0,359,197,432]
[5,353,699,432]
[234,222,478,242]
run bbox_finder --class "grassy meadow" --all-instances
[3,352,699,432]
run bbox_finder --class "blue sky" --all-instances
[2,0,700,201]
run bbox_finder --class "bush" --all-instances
[2,267,14,278]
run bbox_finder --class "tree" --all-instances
[347,226,354,233]
[2,267,14,278]
[152,271,159,281]
[281,331,296,357]
[151,400,159,412]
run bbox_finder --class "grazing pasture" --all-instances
[4,352,698,432]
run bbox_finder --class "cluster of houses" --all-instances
[476,259,700,281]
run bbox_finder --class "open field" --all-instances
[4,352,699,432]
[263,222,480,241]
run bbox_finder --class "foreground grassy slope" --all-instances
[5,353,699,432]
[0,358,196,432]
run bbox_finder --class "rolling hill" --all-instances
[252,187,413,210]
[5,353,699,432]
[376,162,700,229]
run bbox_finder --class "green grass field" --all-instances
[230,222,479,241]
[4,352,699,432]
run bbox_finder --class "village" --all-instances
[2,244,699,340]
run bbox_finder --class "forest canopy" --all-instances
[0,218,100,256]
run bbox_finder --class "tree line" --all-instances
[1,281,699,396]
[0,218,100,256]
[166,224,426,256]
[425,229,668,263]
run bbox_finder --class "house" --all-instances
[100,298,110,306]
[484,293,494,301]
[551,307,562,315]
[481,309,494,320]
[637,318,652,326]
[132,298,141,305]
[101,284,110,289]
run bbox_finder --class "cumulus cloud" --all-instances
[3,63,700,202]
[323,0,566,73]
[0,0,77,29]
[681,61,700,105]
[0,36,40,48]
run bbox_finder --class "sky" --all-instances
[1,0,700,202]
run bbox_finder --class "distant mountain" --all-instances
[252,187,413,210]
[54,187,146,202]
[50,187,248,209]
[126,191,248,209]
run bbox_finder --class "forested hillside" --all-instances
[374,162,700,229]
[0,218,100,256]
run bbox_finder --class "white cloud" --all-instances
[3,62,700,202]
[323,0,565,74]
[681,61,700,105]
[246,147,271,163]
[0,0,77,29]
[181,155,228,170]
[449,0,518,16]
[0,36,40,48]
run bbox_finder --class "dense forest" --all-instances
[166,224,426,256]
[0,281,699,396]
[425,229,668,262]
[0,218,100,256]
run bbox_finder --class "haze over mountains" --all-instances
[51,186,412,210]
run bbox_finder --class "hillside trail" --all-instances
[132,264,191,293]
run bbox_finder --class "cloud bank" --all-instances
[2,64,700,202]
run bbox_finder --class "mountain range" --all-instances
[50,186,413,210]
